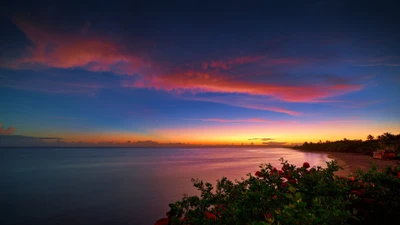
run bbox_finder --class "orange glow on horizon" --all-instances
[25,121,399,145]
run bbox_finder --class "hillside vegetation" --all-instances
[292,132,400,154]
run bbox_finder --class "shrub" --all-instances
[155,159,400,225]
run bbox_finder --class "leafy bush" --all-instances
[155,159,400,225]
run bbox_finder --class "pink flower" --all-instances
[303,162,310,168]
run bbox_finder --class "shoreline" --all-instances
[325,153,352,176]
[298,149,400,176]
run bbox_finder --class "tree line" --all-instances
[293,132,400,154]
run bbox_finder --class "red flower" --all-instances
[281,182,288,188]
[255,171,261,177]
[278,170,284,176]
[204,211,217,220]
[264,213,273,219]
[154,218,169,225]
[283,172,291,179]
[350,177,355,181]
[273,195,278,199]
[302,162,310,168]
[272,167,277,172]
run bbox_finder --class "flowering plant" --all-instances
[155,159,400,225]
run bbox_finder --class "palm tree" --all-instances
[367,134,374,141]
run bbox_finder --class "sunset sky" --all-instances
[1,0,399,146]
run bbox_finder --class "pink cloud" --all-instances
[4,18,150,75]
[0,125,16,135]
[122,70,363,103]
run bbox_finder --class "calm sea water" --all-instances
[0,147,330,225]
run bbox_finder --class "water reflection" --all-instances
[0,147,330,225]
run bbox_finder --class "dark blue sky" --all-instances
[1,0,399,146]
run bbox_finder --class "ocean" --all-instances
[0,147,330,225]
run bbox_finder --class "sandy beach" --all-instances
[326,152,400,176]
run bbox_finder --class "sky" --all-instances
[0,0,399,146]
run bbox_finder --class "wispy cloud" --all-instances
[185,118,274,123]
[123,69,363,103]
[179,95,301,116]
[248,137,275,141]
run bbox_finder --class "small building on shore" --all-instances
[372,150,396,159]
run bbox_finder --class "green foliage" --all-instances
[155,159,400,225]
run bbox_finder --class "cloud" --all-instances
[3,18,150,75]
[179,95,301,116]
[248,137,275,141]
[4,18,364,102]
[0,125,15,135]
[186,118,273,123]
[123,68,363,103]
